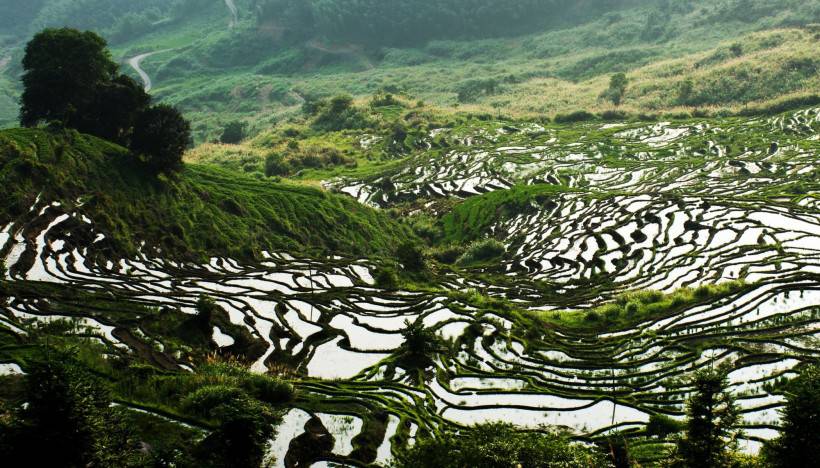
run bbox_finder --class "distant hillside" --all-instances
[0,127,413,260]
[0,0,818,137]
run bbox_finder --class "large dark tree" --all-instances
[82,74,151,145]
[131,104,192,173]
[20,28,118,128]
[763,364,820,467]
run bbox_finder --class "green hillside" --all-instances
[1,0,818,137]
[0,127,413,260]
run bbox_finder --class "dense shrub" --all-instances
[264,152,291,177]
[456,79,501,103]
[182,385,246,416]
[396,242,426,271]
[311,95,371,132]
[243,374,294,404]
[265,145,354,177]
[601,110,629,121]
[677,59,818,107]
[554,110,597,123]
[431,245,466,264]
[457,239,506,266]
[219,121,247,144]
[647,413,684,438]
[374,267,399,289]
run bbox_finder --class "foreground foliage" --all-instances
[763,365,820,468]
[393,422,610,468]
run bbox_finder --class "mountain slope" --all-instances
[0,127,413,261]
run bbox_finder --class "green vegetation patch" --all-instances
[0,127,413,260]
[441,184,571,243]
[529,281,749,331]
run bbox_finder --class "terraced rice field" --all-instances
[2,109,819,465]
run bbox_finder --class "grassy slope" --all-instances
[0,127,413,260]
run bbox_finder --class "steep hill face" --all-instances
[0,128,413,261]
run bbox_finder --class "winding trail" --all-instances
[224,0,239,28]
[126,50,170,92]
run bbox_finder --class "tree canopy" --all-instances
[131,104,192,173]
[20,28,118,129]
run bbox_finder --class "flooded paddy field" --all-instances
[2,109,819,466]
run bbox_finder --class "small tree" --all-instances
[220,120,247,144]
[131,104,191,173]
[763,364,820,467]
[401,320,440,359]
[195,295,217,333]
[184,385,278,468]
[601,73,629,106]
[669,368,740,467]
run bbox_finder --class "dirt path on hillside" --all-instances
[126,50,171,92]
[224,0,239,28]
